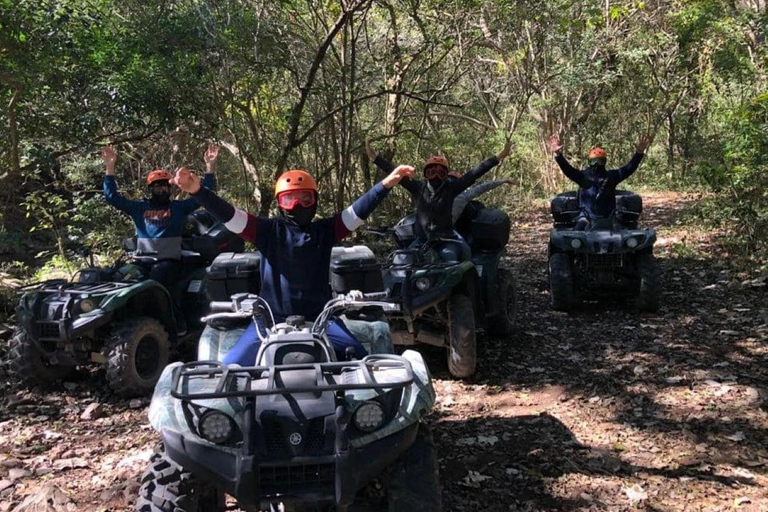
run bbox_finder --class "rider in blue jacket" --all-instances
[549,134,651,229]
[172,163,414,365]
[102,144,218,332]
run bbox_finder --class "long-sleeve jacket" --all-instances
[192,182,391,321]
[374,156,500,238]
[103,173,216,259]
[451,180,508,222]
[555,153,644,218]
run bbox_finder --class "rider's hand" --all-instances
[549,134,563,155]
[636,134,652,154]
[365,140,377,161]
[382,165,415,189]
[172,167,202,194]
[497,139,514,161]
[102,145,117,175]
[503,178,514,185]
[204,144,219,172]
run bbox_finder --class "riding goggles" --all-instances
[277,190,316,210]
[424,165,448,180]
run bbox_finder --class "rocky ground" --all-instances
[1,191,767,511]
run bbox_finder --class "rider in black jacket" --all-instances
[366,140,513,260]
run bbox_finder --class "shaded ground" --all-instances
[1,191,767,511]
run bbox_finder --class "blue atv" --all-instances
[548,190,660,312]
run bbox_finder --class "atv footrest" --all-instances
[170,356,414,400]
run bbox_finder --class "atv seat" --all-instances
[256,338,333,366]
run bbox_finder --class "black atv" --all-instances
[138,291,440,512]
[371,207,517,379]
[8,211,244,396]
[548,190,660,312]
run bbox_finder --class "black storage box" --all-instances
[184,225,245,262]
[393,214,417,248]
[551,192,580,226]
[615,190,643,228]
[469,208,511,252]
[206,252,261,302]
[330,246,384,294]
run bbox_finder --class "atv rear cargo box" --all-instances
[330,246,384,294]
[206,252,261,301]
[469,208,511,252]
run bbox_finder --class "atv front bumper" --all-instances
[550,227,656,254]
[162,422,418,508]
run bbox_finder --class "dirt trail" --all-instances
[1,191,767,511]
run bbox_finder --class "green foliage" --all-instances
[1,0,767,266]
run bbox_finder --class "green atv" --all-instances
[8,211,244,397]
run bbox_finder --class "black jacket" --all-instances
[374,155,500,238]
[555,152,644,218]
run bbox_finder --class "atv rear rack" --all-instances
[28,280,134,295]
[170,355,414,400]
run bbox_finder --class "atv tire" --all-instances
[446,293,476,378]
[636,253,661,312]
[7,328,75,388]
[104,317,169,397]
[135,444,224,512]
[387,424,442,512]
[549,253,574,312]
[489,268,517,336]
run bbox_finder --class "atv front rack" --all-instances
[170,355,414,400]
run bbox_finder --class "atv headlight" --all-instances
[570,238,582,249]
[353,401,385,432]
[415,276,432,291]
[626,237,639,248]
[199,411,234,444]
[77,298,97,314]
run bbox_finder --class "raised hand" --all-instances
[549,134,563,154]
[636,134,653,154]
[365,140,377,161]
[204,144,219,172]
[172,167,202,194]
[382,165,415,189]
[503,178,514,185]
[102,145,117,174]
[497,139,514,161]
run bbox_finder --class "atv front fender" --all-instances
[99,280,176,337]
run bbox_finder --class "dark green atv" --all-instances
[8,211,244,397]
[370,207,517,379]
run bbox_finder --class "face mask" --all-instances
[428,178,445,191]
[150,183,171,206]
[280,203,317,228]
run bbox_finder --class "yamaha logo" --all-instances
[289,432,302,446]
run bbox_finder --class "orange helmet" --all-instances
[146,169,173,185]
[587,147,607,159]
[274,169,318,197]
[424,155,449,170]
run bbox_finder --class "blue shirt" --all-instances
[103,174,216,259]
[192,183,390,321]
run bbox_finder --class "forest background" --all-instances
[0,0,766,324]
